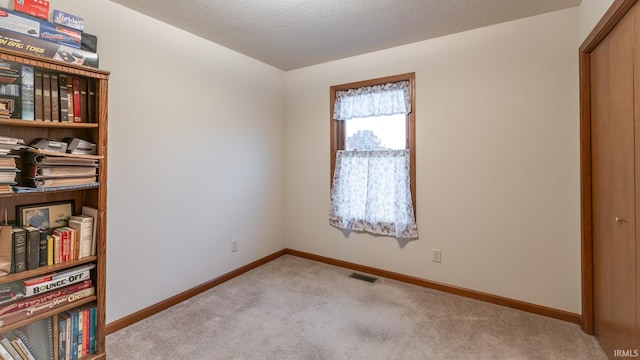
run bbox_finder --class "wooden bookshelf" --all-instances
[0,48,108,360]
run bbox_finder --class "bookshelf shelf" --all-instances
[0,119,99,129]
[0,257,97,283]
[0,296,96,333]
[0,183,101,198]
[0,48,109,359]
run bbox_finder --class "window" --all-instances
[329,73,417,238]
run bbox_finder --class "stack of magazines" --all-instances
[21,149,98,189]
[0,136,25,193]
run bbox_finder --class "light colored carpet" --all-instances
[107,255,606,359]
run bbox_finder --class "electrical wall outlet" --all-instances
[231,239,238,252]
[432,249,441,263]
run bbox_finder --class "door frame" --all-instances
[580,0,638,334]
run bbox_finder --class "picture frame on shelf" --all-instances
[16,200,74,231]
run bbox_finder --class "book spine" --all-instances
[66,75,74,123]
[12,229,26,273]
[0,337,21,360]
[26,228,40,271]
[87,79,96,123]
[76,310,83,357]
[20,65,34,120]
[10,339,29,360]
[83,308,90,356]
[58,316,66,360]
[13,337,36,360]
[24,269,91,296]
[0,287,94,328]
[58,74,69,123]
[50,74,59,122]
[70,311,77,360]
[68,221,92,259]
[38,230,48,267]
[23,273,52,287]
[64,314,70,360]
[46,317,54,360]
[72,77,80,123]
[81,222,91,259]
[0,341,16,360]
[0,84,19,96]
[42,73,51,122]
[52,234,60,265]
[46,235,53,266]
[14,330,39,360]
[79,79,87,124]
[88,307,95,354]
[58,320,66,360]
[34,71,43,121]
[61,230,69,263]
[70,229,78,261]
[81,207,98,257]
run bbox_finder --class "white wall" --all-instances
[0,0,286,322]
[285,8,581,313]
[578,0,615,44]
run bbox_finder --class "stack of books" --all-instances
[0,6,98,68]
[21,149,98,189]
[4,208,97,277]
[0,61,20,119]
[0,327,49,360]
[0,136,25,193]
[59,304,97,359]
[0,264,95,328]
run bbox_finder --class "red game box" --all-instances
[13,0,49,21]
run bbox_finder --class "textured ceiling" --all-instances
[109,0,581,71]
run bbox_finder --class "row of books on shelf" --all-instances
[8,217,96,277]
[0,60,97,123]
[59,305,97,360]
[0,303,97,360]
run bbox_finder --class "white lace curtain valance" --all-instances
[333,81,411,120]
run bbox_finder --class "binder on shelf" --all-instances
[42,73,51,122]
[58,74,69,123]
[79,79,88,123]
[23,176,97,189]
[34,71,43,122]
[88,79,96,123]
[66,75,74,122]
[20,65,34,121]
[64,138,96,155]
[29,139,67,153]
[22,151,100,166]
[23,165,97,179]
[72,77,81,123]
[51,74,59,122]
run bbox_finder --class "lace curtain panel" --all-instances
[329,150,418,239]
[333,81,411,120]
